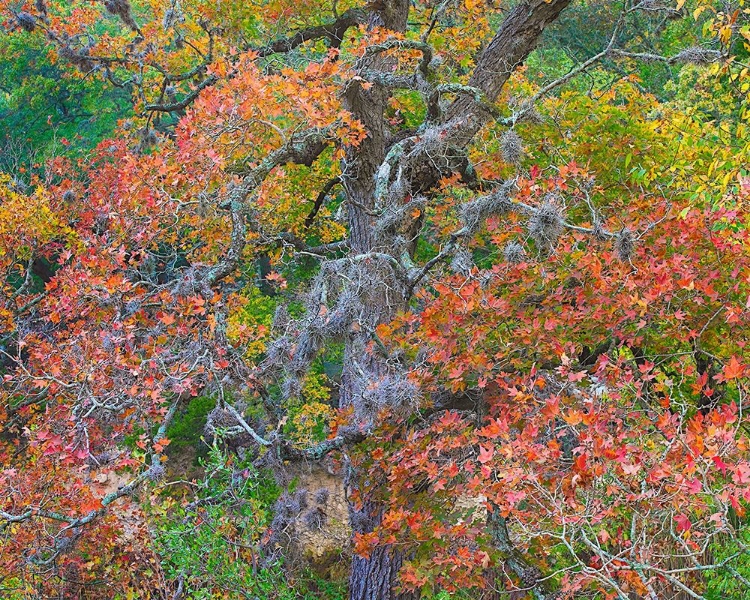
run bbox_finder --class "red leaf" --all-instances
[712,455,729,476]
[675,513,691,533]
[574,453,588,473]
[477,445,494,464]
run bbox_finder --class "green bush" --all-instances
[165,395,216,452]
[149,441,348,599]
[705,525,750,600]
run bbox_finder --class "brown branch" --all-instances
[203,128,340,284]
[305,176,342,228]
[253,8,366,57]
[443,0,573,145]
[230,127,334,182]
[144,75,218,113]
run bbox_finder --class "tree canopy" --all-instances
[0,1,749,599]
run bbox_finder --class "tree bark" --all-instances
[340,1,414,597]
[339,2,572,598]
[444,0,573,148]
[349,537,419,600]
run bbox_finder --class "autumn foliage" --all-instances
[1,1,750,599]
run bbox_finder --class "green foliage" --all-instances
[705,525,750,600]
[229,285,278,360]
[0,34,129,170]
[149,442,283,599]
[538,0,704,98]
[164,395,215,452]
[425,592,473,600]
[295,571,348,600]
[282,363,335,446]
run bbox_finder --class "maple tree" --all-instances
[0,0,749,599]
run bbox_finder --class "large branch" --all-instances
[145,75,218,113]
[204,127,337,283]
[445,0,573,145]
[254,8,366,56]
[386,0,572,195]
[230,127,333,183]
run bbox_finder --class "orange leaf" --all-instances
[159,313,176,326]
[563,410,584,426]
[722,356,745,381]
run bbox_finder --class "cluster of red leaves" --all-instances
[0,140,234,591]
[0,20,375,583]
[358,172,750,596]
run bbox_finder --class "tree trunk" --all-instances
[339,0,413,597]
[338,2,572,597]
[349,547,401,600]
[349,538,419,600]
[487,509,553,600]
